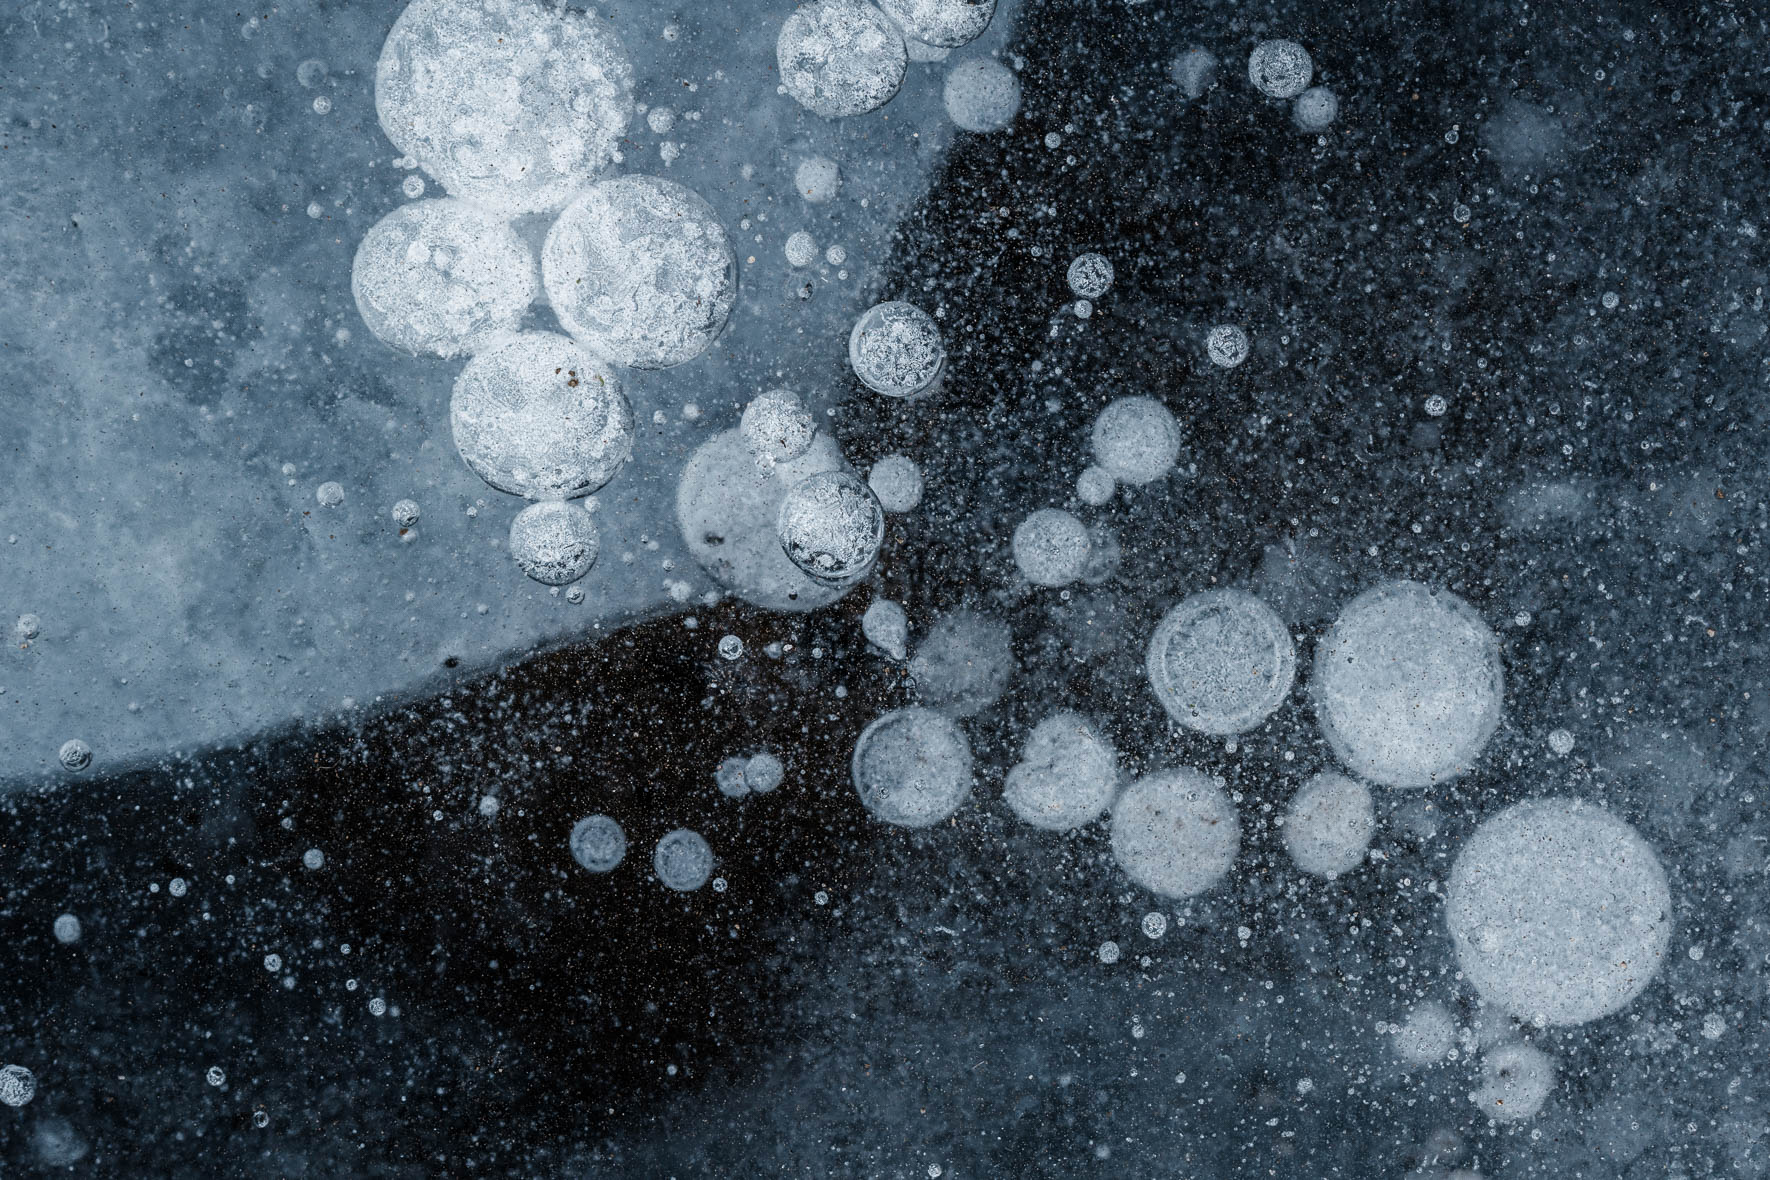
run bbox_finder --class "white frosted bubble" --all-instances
[508,501,600,586]
[850,301,945,398]
[1146,589,1295,735]
[851,706,973,828]
[542,176,736,369]
[1066,252,1114,299]
[647,106,676,134]
[1110,768,1240,899]
[1392,1002,1457,1066]
[15,613,40,641]
[1447,797,1671,1027]
[391,499,421,528]
[746,751,785,794]
[1282,772,1372,878]
[1003,711,1119,832]
[943,58,1020,132]
[653,828,714,891]
[1091,396,1179,484]
[315,481,346,508]
[1313,580,1503,788]
[1075,465,1115,506]
[1471,1042,1555,1123]
[570,814,627,873]
[777,0,907,118]
[451,332,633,500]
[302,848,324,870]
[1547,727,1575,756]
[1170,47,1218,99]
[1205,324,1249,368]
[1012,508,1091,587]
[741,389,817,468]
[777,470,886,586]
[374,0,634,215]
[868,454,925,512]
[718,634,744,661]
[0,1064,36,1108]
[862,598,910,660]
[58,739,92,772]
[1248,39,1313,99]
[401,174,426,200]
[785,230,819,267]
[716,756,751,798]
[878,0,994,47]
[677,429,848,612]
[352,200,537,358]
[908,610,1013,717]
[795,155,843,203]
[1140,911,1169,939]
[1097,940,1120,964]
[52,914,81,944]
[1293,86,1339,131]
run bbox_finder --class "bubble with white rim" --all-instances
[868,454,924,513]
[908,610,1013,717]
[795,155,842,203]
[1002,711,1119,832]
[543,175,736,370]
[776,470,886,586]
[52,914,81,944]
[1446,797,1671,1026]
[570,815,627,873]
[1066,252,1114,299]
[852,706,973,827]
[1470,1042,1555,1122]
[746,752,785,794]
[1110,768,1240,899]
[1547,728,1574,755]
[741,389,817,468]
[508,501,600,586]
[862,598,910,660]
[1205,324,1249,368]
[1391,1002,1457,1066]
[373,0,633,213]
[1247,39,1313,99]
[1075,465,1115,506]
[451,332,633,500]
[391,499,420,528]
[1012,508,1091,587]
[1146,589,1296,735]
[58,739,92,772]
[654,829,714,891]
[1140,911,1169,939]
[850,301,946,398]
[943,58,1020,133]
[1091,396,1179,484]
[878,0,994,47]
[316,481,346,508]
[0,1064,36,1107]
[1293,86,1338,132]
[1313,580,1503,788]
[1281,771,1373,878]
[777,0,907,118]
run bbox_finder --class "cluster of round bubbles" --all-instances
[1091,396,1180,484]
[570,814,626,873]
[1313,580,1504,787]
[850,301,946,397]
[776,471,886,586]
[450,332,633,500]
[1066,252,1114,300]
[1111,769,1240,899]
[1447,798,1672,1026]
[352,200,538,358]
[1146,589,1296,735]
[852,707,973,828]
[879,0,994,47]
[740,388,816,468]
[943,58,1021,133]
[508,501,599,586]
[1247,39,1313,99]
[777,0,908,118]
[1471,1042,1555,1123]
[1003,712,1119,831]
[542,175,737,369]
[653,829,714,891]
[375,0,634,216]
[1280,771,1372,878]
[676,429,848,612]
[1012,508,1091,587]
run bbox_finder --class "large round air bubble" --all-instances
[851,706,973,828]
[1091,396,1179,484]
[1281,771,1373,878]
[1146,589,1295,735]
[1002,711,1118,832]
[653,828,714,891]
[878,0,994,47]
[849,301,945,398]
[570,815,627,873]
[777,0,907,118]
[508,501,599,586]
[776,471,886,586]
[1110,768,1239,898]
[943,58,1020,132]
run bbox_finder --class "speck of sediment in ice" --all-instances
[862,598,910,660]
[451,332,633,500]
[1012,508,1091,587]
[1076,465,1115,506]
[741,389,816,468]
[1091,396,1179,484]
[1003,711,1118,832]
[777,471,885,586]
[1293,86,1339,131]
[1110,768,1239,899]
[777,0,907,119]
[1146,589,1295,735]
[943,58,1020,133]
[878,0,994,48]
[1446,797,1671,1026]
[676,429,848,612]
[795,155,842,203]
[1170,47,1218,99]
[570,814,626,873]
[1281,771,1373,878]
[1313,580,1503,788]
[908,609,1014,717]
[52,914,80,944]
[352,199,537,358]
[1471,1042,1555,1123]
[653,828,714,891]
[58,739,92,772]
[785,230,819,267]
[0,1064,36,1107]
[746,751,785,793]
[1066,252,1113,299]
[850,301,945,398]
[1206,324,1249,368]
[374,0,633,216]
[851,706,973,828]
[868,454,924,512]
[508,501,600,586]
[1392,1002,1457,1066]
[542,175,736,369]
[1247,39,1313,99]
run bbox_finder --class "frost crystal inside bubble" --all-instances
[878,0,994,48]
[777,0,908,119]
[740,389,816,467]
[508,501,600,586]
[851,706,973,828]
[1146,589,1296,735]
[1247,39,1313,99]
[1067,252,1114,299]
[849,301,945,397]
[776,470,886,586]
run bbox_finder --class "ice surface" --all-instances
[907,609,1014,717]
[1391,1002,1457,1066]
[1145,589,1296,735]
[1110,768,1239,899]
[851,706,973,827]
[1002,711,1118,831]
